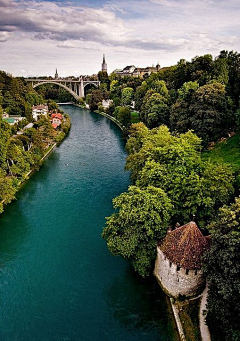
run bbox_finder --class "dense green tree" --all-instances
[134,81,148,110]
[0,71,38,116]
[219,50,240,106]
[0,170,17,213]
[102,185,173,277]
[121,87,134,106]
[126,125,234,225]
[171,82,234,143]
[151,80,168,97]
[189,54,213,85]
[141,91,169,128]
[212,57,229,85]
[0,116,11,168]
[25,91,44,106]
[190,82,234,143]
[98,71,110,90]
[0,90,3,106]
[0,70,71,215]
[6,139,32,178]
[177,81,199,101]
[85,93,91,105]
[170,81,199,132]
[47,99,58,111]
[173,59,191,88]
[203,197,240,341]
[113,106,131,128]
[99,83,108,92]
[89,89,103,111]
[110,80,119,93]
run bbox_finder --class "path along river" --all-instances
[0,105,179,341]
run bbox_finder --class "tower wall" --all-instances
[154,248,205,298]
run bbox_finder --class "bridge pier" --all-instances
[79,78,84,98]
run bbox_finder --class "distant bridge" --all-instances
[26,78,100,100]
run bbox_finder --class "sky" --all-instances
[0,0,240,77]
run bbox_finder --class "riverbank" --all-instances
[0,114,71,214]
[70,103,124,131]
[1,142,58,212]
[23,142,57,180]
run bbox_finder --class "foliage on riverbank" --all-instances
[98,51,240,340]
[54,114,71,143]
[85,50,240,146]
[203,198,240,341]
[102,124,235,277]
[0,71,71,214]
[0,71,44,120]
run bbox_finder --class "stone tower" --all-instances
[101,54,107,72]
[154,221,209,298]
[55,68,59,79]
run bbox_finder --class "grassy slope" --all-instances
[202,133,240,173]
[131,111,140,123]
[177,298,202,341]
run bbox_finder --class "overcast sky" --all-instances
[0,0,240,77]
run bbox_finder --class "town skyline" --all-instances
[1,0,240,77]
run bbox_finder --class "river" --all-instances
[0,105,179,341]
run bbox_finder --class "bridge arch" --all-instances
[83,82,98,89]
[32,81,80,101]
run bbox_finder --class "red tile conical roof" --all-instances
[160,221,209,270]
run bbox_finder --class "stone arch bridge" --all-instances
[26,78,100,100]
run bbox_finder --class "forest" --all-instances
[96,50,240,341]
[0,71,70,214]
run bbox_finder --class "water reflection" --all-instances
[105,266,179,341]
[0,202,30,265]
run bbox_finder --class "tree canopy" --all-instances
[102,185,173,277]
[203,197,240,341]
[103,124,234,276]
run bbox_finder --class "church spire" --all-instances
[55,68,59,79]
[101,54,107,73]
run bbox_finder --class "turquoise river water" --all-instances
[0,105,179,341]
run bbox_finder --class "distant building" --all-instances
[102,99,113,109]
[55,69,59,79]
[154,221,210,298]
[113,63,161,78]
[51,113,62,129]
[101,54,107,73]
[32,105,48,121]
[2,114,24,125]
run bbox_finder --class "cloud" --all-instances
[56,41,77,49]
[1,0,240,77]
[0,0,130,45]
[1,0,240,52]
[0,31,11,41]
[0,0,13,7]
[150,0,220,8]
